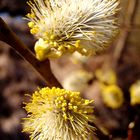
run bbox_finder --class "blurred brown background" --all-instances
[0,0,140,140]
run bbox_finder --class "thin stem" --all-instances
[93,123,112,140]
[0,17,62,88]
[113,0,138,67]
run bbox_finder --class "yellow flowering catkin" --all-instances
[130,80,140,106]
[95,69,117,85]
[23,87,95,140]
[101,84,124,109]
[26,0,120,60]
[63,70,93,92]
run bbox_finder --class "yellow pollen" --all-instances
[28,22,35,28]
[50,35,55,40]
[76,40,81,48]
[27,12,35,18]
[30,27,39,34]
[25,87,94,121]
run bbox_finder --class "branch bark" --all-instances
[93,123,112,140]
[113,0,138,67]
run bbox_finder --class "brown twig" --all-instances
[93,123,112,140]
[113,0,138,67]
[0,17,62,88]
